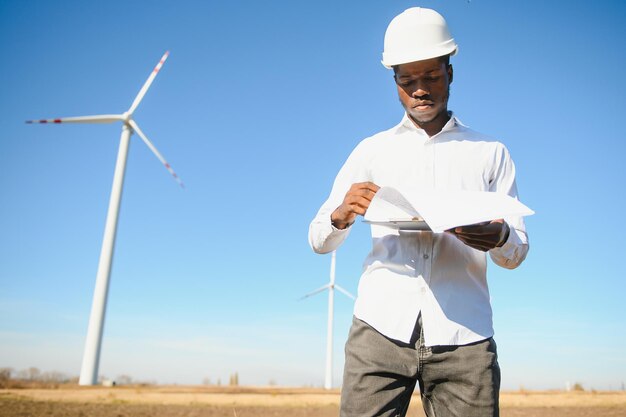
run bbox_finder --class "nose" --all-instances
[412,83,429,98]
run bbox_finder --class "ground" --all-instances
[1,386,625,417]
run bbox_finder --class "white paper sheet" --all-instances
[364,187,534,233]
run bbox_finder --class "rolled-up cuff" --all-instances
[489,225,528,269]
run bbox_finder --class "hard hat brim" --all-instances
[381,43,457,69]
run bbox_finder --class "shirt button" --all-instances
[420,287,427,294]
[423,254,429,259]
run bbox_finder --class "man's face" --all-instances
[394,57,453,128]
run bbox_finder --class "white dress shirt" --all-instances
[309,114,529,346]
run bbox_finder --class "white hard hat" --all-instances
[381,7,458,69]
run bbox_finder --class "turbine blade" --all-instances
[335,285,355,300]
[26,115,123,124]
[127,51,169,115]
[299,284,330,300]
[128,120,184,188]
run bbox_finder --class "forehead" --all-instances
[394,57,446,77]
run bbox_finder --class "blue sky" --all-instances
[1,0,625,390]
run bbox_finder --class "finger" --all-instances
[454,222,499,235]
[352,181,380,189]
[454,235,491,252]
[348,204,368,216]
[336,200,370,217]
[454,233,497,250]
[349,184,379,200]
[457,235,499,247]
[345,195,376,210]
[364,182,381,193]
[454,221,490,232]
[351,182,380,194]
[348,188,377,201]
[456,219,505,234]
[455,232,500,243]
[454,228,500,242]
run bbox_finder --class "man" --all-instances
[308,7,529,417]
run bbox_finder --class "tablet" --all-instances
[363,219,431,231]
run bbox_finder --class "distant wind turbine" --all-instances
[27,51,182,386]
[301,250,355,390]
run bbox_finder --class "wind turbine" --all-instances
[301,250,355,390]
[27,51,182,386]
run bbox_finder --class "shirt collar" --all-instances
[397,112,466,137]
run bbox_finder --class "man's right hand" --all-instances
[330,182,380,229]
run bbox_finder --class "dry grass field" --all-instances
[1,386,626,417]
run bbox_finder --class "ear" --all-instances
[448,64,454,84]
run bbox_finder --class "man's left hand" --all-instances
[448,219,510,252]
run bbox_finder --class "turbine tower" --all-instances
[301,250,355,390]
[27,52,182,385]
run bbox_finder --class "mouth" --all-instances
[412,101,434,111]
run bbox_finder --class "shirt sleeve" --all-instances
[488,143,529,269]
[308,141,371,254]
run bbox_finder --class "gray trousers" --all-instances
[340,316,500,417]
